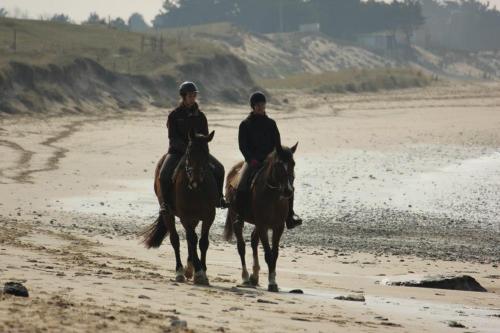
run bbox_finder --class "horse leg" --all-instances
[249,227,260,286]
[234,220,249,285]
[199,220,212,274]
[185,223,208,286]
[166,214,185,282]
[269,225,285,292]
[257,226,278,292]
[185,254,194,280]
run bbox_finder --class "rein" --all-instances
[184,152,208,190]
[264,159,294,200]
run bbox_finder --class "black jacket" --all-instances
[238,112,281,163]
[167,103,209,155]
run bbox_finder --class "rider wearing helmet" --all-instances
[236,91,302,229]
[159,81,227,214]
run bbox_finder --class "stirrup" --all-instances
[217,197,229,209]
[233,215,244,227]
[286,215,302,229]
[159,202,173,216]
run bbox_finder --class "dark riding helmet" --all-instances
[250,91,266,109]
[179,81,199,96]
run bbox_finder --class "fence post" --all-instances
[12,28,17,52]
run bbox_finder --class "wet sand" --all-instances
[1,81,500,332]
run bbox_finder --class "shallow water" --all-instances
[56,146,500,232]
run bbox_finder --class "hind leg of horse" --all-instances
[257,226,278,292]
[249,228,260,286]
[166,215,185,282]
[234,221,249,285]
[269,225,284,292]
[185,224,208,285]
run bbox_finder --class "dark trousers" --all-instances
[159,153,225,208]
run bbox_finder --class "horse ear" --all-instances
[276,143,284,156]
[207,131,215,142]
[291,142,299,154]
[188,128,195,142]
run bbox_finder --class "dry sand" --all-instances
[1,81,500,332]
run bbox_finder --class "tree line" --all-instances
[0,9,151,33]
[152,0,500,51]
[152,0,425,39]
[420,0,500,51]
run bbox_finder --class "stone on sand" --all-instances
[3,282,29,297]
[334,294,365,302]
[384,275,487,292]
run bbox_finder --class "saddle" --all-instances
[229,163,264,191]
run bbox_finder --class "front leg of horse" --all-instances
[199,220,212,274]
[269,226,284,292]
[234,220,250,285]
[185,225,209,286]
[167,216,185,282]
[249,228,260,286]
[258,226,278,292]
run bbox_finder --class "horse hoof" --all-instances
[194,272,209,286]
[175,274,185,283]
[184,263,194,280]
[249,274,259,286]
[268,284,279,292]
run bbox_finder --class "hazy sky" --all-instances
[2,0,500,24]
[0,0,165,23]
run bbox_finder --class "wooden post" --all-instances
[12,29,17,52]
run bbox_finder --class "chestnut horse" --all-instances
[224,142,298,292]
[141,130,218,285]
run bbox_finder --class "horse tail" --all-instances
[141,213,169,249]
[224,210,234,241]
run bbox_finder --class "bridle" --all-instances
[185,149,208,190]
[266,158,294,200]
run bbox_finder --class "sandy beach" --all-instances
[1,81,500,332]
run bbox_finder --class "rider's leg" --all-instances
[208,154,227,208]
[286,194,303,229]
[159,153,182,214]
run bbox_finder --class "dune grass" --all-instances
[260,68,430,93]
[0,17,225,75]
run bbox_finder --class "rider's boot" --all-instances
[286,196,302,229]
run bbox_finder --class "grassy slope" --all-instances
[0,17,224,76]
[260,68,430,93]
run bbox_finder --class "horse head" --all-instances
[185,129,215,189]
[267,141,298,199]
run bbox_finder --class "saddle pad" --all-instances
[229,163,264,189]
[229,164,244,189]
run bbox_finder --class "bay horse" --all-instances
[141,130,218,285]
[224,142,298,292]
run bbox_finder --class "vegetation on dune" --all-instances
[260,68,431,93]
[0,17,224,76]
